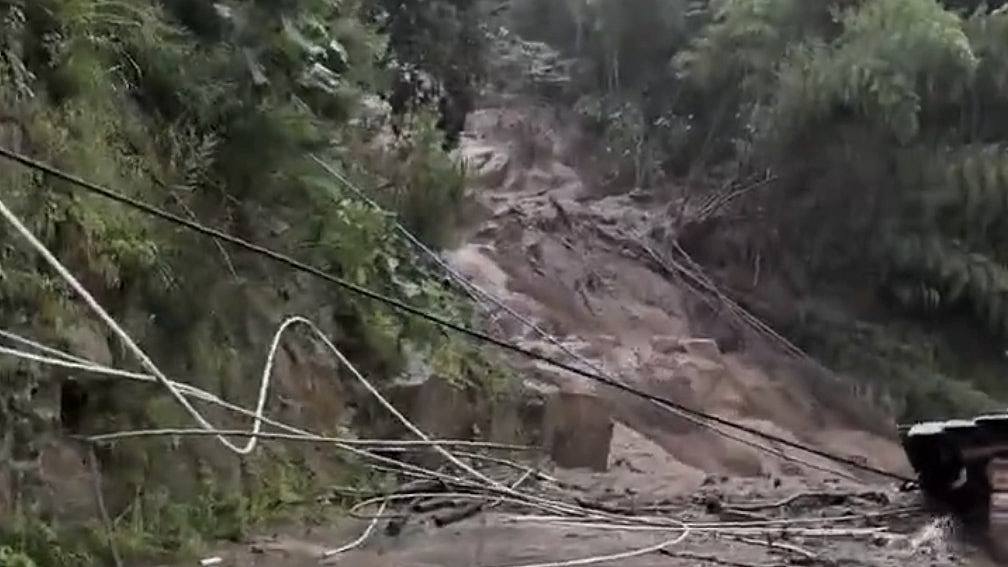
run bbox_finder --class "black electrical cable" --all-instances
[0,145,914,484]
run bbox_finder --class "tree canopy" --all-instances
[508,0,1008,418]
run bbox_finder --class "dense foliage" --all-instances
[371,0,487,148]
[0,0,493,564]
[677,0,1008,341]
[507,0,1008,419]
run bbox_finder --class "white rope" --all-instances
[489,527,690,567]
[0,339,506,490]
[322,500,389,558]
[0,333,909,561]
[275,318,503,489]
[0,194,510,483]
[504,507,919,528]
[502,520,886,537]
[5,334,602,518]
[83,428,529,451]
[0,328,95,364]
[0,195,611,533]
[0,192,893,564]
[0,197,252,452]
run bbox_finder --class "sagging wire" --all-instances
[311,156,866,483]
[0,195,656,558]
[0,169,918,565]
[0,320,911,563]
[0,144,912,483]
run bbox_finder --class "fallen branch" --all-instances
[659,549,786,567]
[696,174,778,222]
[669,241,809,362]
[435,469,536,528]
[170,191,239,281]
[720,508,773,522]
[454,451,559,484]
[413,497,467,514]
[574,497,644,517]
[735,536,817,560]
[325,478,449,502]
[434,500,486,527]
[731,491,888,512]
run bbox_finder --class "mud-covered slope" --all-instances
[449,104,911,483]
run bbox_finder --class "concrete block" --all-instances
[543,392,613,471]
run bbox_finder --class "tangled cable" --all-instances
[0,185,929,566]
[0,194,698,564]
[311,156,867,483]
[0,145,914,483]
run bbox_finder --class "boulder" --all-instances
[386,376,476,441]
[488,383,549,446]
[652,335,684,355]
[464,146,511,188]
[543,391,613,471]
[679,338,722,361]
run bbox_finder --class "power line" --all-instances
[311,156,863,482]
[0,145,913,483]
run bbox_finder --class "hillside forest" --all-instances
[510,0,1008,418]
[2,0,1008,565]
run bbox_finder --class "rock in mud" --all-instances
[652,335,685,355]
[543,391,614,471]
[679,338,722,361]
[385,376,477,441]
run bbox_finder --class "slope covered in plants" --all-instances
[0,1,503,565]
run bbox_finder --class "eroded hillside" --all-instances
[185,101,992,567]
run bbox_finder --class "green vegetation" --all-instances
[0,547,38,567]
[0,0,497,564]
[507,0,1008,420]
[375,0,486,148]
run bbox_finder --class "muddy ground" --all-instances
[181,427,979,567]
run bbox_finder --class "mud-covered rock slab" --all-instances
[384,377,477,441]
[543,391,613,471]
[679,338,722,361]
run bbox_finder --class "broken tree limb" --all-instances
[659,549,787,567]
[735,536,818,560]
[720,508,774,522]
[731,491,890,513]
[434,469,536,528]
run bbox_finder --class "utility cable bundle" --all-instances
[0,146,913,484]
[0,161,927,565]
